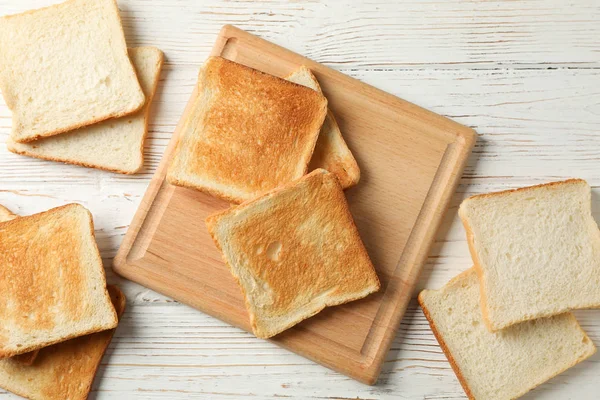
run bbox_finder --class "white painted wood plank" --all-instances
[0,65,598,398]
[2,66,600,185]
[0,0,599,398]
[0,0,599,68]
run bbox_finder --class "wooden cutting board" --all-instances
[113,25,476,384]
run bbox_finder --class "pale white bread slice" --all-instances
[0,203,118,358]
[0,285,126,400]
[459,179,600,331]
[7,47,163,174]
[285,66,360,189]
[167,56,328,204]
[418,268,596,400]
[0,205,39,365]
[0,0,145,143]
[206,169,380,338]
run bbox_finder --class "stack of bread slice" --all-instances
[0,203,125,400]
[167,56,380,338]
[419,179,599,399]
[0,0,163,174]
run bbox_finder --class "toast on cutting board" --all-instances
[0,205,38,365]
[419,268,596,400]
[459,179,600,331]
[0,285,126,400]
[0,0,145,143]
[206,169,380,338]
[285,66,360,189]
[167,56,328,203]
[0,203,117,358]
[8,47,164,174]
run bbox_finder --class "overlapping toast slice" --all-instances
[0,285,126,400]
[285,66,360,189]
[419,268,596,400]
[206,169,380,338]
[0,203,117,358]
[167,57,328,203]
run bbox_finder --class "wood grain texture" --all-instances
[0,0,599,398]
[112,25,474,384]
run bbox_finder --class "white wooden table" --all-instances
[1,0,599,398]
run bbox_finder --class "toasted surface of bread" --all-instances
[206,169,380,338]
[167,57,328,203]
[285,66,360,188]
[0,0,145,143]
[0,205,38,365]
[0,285,126,400]
[419,268,596,400]
[7,47,163,174]
[0,203,117,358]
[459,179,600,331]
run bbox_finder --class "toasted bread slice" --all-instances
[0,0,145,143]
[7,47,163,174]
[0,205,38,365]
[459,179,600,331]
[0,203,117,358]
[167,57,328,203]
[419,268,596,400]
[0,285,126,400]
[206,169,380,338]
[285,66,360,189]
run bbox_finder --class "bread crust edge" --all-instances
[417,290,476,400]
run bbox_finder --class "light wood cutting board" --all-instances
[113,25,476,384]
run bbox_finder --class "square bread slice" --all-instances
[7,47,163,174]
[419,268,596,400]
[0,205,38,365]
[285,66,360,189]
[206,169,380,338]
[167,56,328,204]
[459,179,600,331]
[0,0,145,143]
[0,203,118,358]
[0,285,126,400]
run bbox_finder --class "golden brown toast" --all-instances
[0,203,117,358]
[285,66,360,189]
[0,205,38,365]
[0,285,126,400]
[167,56,328,203]
[206,169,380,338]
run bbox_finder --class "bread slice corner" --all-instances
[419,268,596,400]
[0,204,16,222]
[0,284,126,400]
